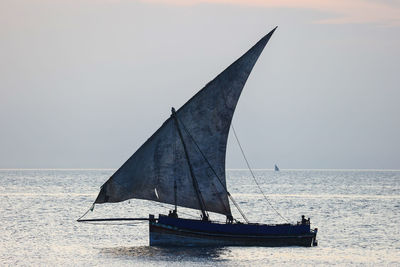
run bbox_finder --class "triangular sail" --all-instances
[94,28,277,216]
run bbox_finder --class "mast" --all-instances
[171,107,209,221]
[174,179,177,213]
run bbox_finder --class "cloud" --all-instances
[140,0,400,26]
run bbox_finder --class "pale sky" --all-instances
[1,0,399,169]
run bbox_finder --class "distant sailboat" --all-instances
[275,164,280,171]
[78,27,318,247]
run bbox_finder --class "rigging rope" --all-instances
[77,203,95,221]
[177,116,249,223]
[230,124,290,223]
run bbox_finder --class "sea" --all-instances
[1,169,399,266]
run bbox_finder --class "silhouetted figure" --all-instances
[226,215,234,224]
[168,210,178,218]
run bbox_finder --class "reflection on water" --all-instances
[100,246,228,263]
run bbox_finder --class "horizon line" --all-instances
[0,168,399,171]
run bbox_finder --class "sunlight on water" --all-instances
[1,169,399,266]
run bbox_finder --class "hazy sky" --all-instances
[1,0,399,169]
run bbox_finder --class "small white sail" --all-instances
[154,188,159,199]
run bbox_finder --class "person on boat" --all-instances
[301,215,307,225]
[168,209,178,218]
[226,215,234,224]
[301,215,311,225]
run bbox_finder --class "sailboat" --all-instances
[275,164,280,171]
[78,27,318,247]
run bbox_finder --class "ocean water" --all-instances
[1,169,399,266]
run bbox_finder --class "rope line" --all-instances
[77,203,94,221]
[231,124,289,223]
[177,116,249,223]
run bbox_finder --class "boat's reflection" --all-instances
[100,246,228,261]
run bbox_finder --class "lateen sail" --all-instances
[95,28,277,216]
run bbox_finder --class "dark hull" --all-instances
[149,215,317,247]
